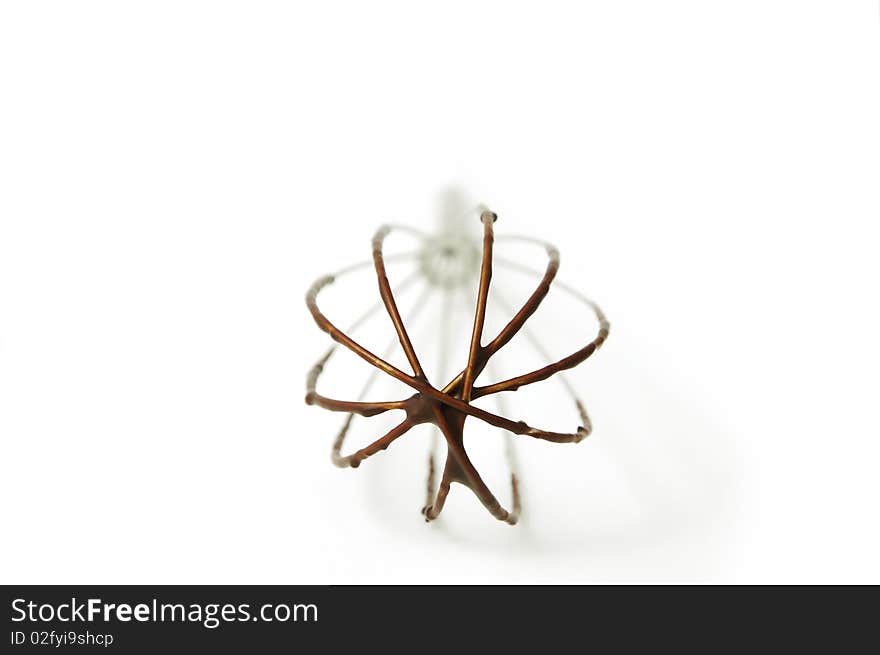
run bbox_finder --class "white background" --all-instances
[1,2,878,583]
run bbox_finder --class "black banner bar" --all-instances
[1,585,874,651]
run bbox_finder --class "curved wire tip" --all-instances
[305,214,609,525]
